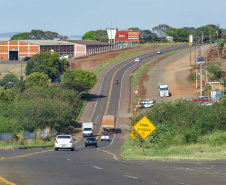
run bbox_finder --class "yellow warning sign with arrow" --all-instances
[130,131,139,139]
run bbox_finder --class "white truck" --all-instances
[82,122,94,137]
[158,83,169,97]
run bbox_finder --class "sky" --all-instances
[1,0,226,36]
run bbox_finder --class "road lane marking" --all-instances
[123,175,139,180]
[0,149,54,160]
[92,166,103,170]
[0,176,16,185]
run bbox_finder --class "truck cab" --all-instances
[158,83,169,97]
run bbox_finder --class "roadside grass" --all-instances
[0,140,54,150]
[121,135,226,161]
[0,64,26,79]
[94,50,145,74]
[94,43,179,74]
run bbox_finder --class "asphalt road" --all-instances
[1,44,226,185]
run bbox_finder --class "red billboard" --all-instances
[116,30,139,42]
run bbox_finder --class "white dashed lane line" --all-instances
[123,175,139,180]
[92,166,103,170]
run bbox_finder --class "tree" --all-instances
[26,72,50,89]
[183,27,196,35]
[11,32,30,40]
[152,24,171,38]
[140,30,157,43]
[25,51,69,80]
[0,73,20,87]
[61,69,97,91]
[10,29,64,40]
[59,35,69,41]
[82,31,97,40]
[165,28,190,42]
[194,24,222,43]
[127,27,140,31]
[96,30,108,42]
[217,39,225,54]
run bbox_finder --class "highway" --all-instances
[1,44,226,185]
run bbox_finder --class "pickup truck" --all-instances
[191,97,209,102]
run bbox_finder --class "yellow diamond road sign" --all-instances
[130,131,138,139]
[133,116,156,140]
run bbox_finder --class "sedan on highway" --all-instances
[85,137,98,147]
[54,135,75,151]
[100,133,110,141]
[157,50,162,54]
[135,58,140,62]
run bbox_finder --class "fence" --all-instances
[0,129,58,145]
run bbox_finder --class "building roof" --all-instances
[18,40,75,46]
[66,40,113,46]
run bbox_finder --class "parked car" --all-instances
[191,97,209,102]
[54,135,75,151]
[135,58,140,62]
[100,133,110,141]
[138,102,154,108]
[201,102,212,106]
[141,99,156,104]
[85,137,98,147]
[198,96,210,101]
[157,50,162,54]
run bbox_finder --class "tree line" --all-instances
[82,24,226,43]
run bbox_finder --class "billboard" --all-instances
[116,30,139,42]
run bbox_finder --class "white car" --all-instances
[54,135,75,151]
[100,133,110,141]
[157,50,162,54]
[138,102,154,108]
[135,58,140,62]
[141,99,156,104]
[201,102,212,106]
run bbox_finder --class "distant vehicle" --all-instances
[158,83,169,97]
[54,135,75,151]
[116,80,118,84]
[201,102,212,106]
[102,115,115,133]
[141,99,156,104]
[100,133,110,141]
[85,137,98,147]
[138,102,154,108]
[135,58,140,62]
[191,97,209,102]
[157,50,162,54]
[82,122,94,137]
[198,96,210,101]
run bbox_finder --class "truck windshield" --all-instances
[84,128,92,131]
[160,87,168,91]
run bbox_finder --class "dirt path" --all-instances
[143,45,210,102]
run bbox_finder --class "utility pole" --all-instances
[202,31,203,44]
[195,44,198,89]
[210,28,212,49]
[200,63,203,96]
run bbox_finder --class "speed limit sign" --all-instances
[134,90,139,95]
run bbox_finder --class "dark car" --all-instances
[85,137,98,148]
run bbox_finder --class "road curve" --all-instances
[1,44,226,185]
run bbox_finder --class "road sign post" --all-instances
[133,116,156,151]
